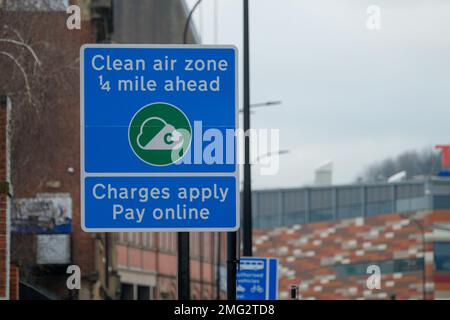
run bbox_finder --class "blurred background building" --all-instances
[252,176,450,299]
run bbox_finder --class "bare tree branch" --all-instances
[3,25,25,42]
[0,51,32,103]
[0,38,41,66]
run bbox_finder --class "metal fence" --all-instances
[252,178,450,229]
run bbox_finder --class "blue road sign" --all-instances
[237,257,278,300]
[80,45,238,231]
[438,170,450,177]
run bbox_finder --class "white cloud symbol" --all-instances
[137,117,184,151]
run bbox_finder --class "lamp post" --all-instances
[177,0,207,300]
[225,0,252,300]
[241,3,284,260]
[182,0,280,300]
[242,0,252,262]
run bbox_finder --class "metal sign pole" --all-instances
[178,232,190,300]
[227,231,237,300]
[242,0,253,258]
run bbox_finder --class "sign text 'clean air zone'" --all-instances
[81,45,238,231]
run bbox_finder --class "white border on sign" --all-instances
[272,257,279,300]
[80,44,240,232]
[238,257,279,300]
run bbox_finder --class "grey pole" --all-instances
[227,231,237,299]
[242,0,252,258]
[177,0,207,300]
[178,232,190,300]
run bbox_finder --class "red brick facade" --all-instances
[9,265,19,300]
[116,232,226,299]
[0,10,97,299]
[254,210,450,300]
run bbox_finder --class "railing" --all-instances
[252,178,450,229]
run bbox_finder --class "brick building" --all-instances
[0,1,101,299]
[115,232,226,299]
[1,0,224,300]
[252,178,450,299]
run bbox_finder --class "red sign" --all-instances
[435,145,450,168]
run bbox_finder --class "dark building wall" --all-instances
[0,10,95,299]
[1,1,207,300]
[112,0,198,44]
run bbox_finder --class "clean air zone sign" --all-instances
[80,45,238,231]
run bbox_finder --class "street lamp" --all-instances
[182,0,279,300]
[255,149,289,162]
[238,100,282,113]
[183,0,204,44]
[178,0,205,301]
[238,150,290,189]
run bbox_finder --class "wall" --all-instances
[112,0,198,44]
[116,232,225,299]
[253,210,450,300]
[0,10,96,299]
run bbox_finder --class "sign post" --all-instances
[236,257,278,300]
[81,45,239,298]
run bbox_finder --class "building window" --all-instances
[160,233,168,252]
[310,209,333,222]
[137,285,150,300]
[145,233,154,249]
[366,201,393,216]
[158,233,176,253]
[434,242,450,272]
[132,233,140,246]
[169,232,176,253]
[118,232,128,243]
[335,258,423,278]
[309,189,333,222]
[203,233,211,261]
[337,206,362,219]
[190,233,201,257]
[120,283,134,300]
[284,211,306,225]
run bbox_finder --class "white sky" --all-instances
[186,0,450,189]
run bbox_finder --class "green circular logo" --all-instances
[128,102,192,166]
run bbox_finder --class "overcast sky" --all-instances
[186,0,450,189]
